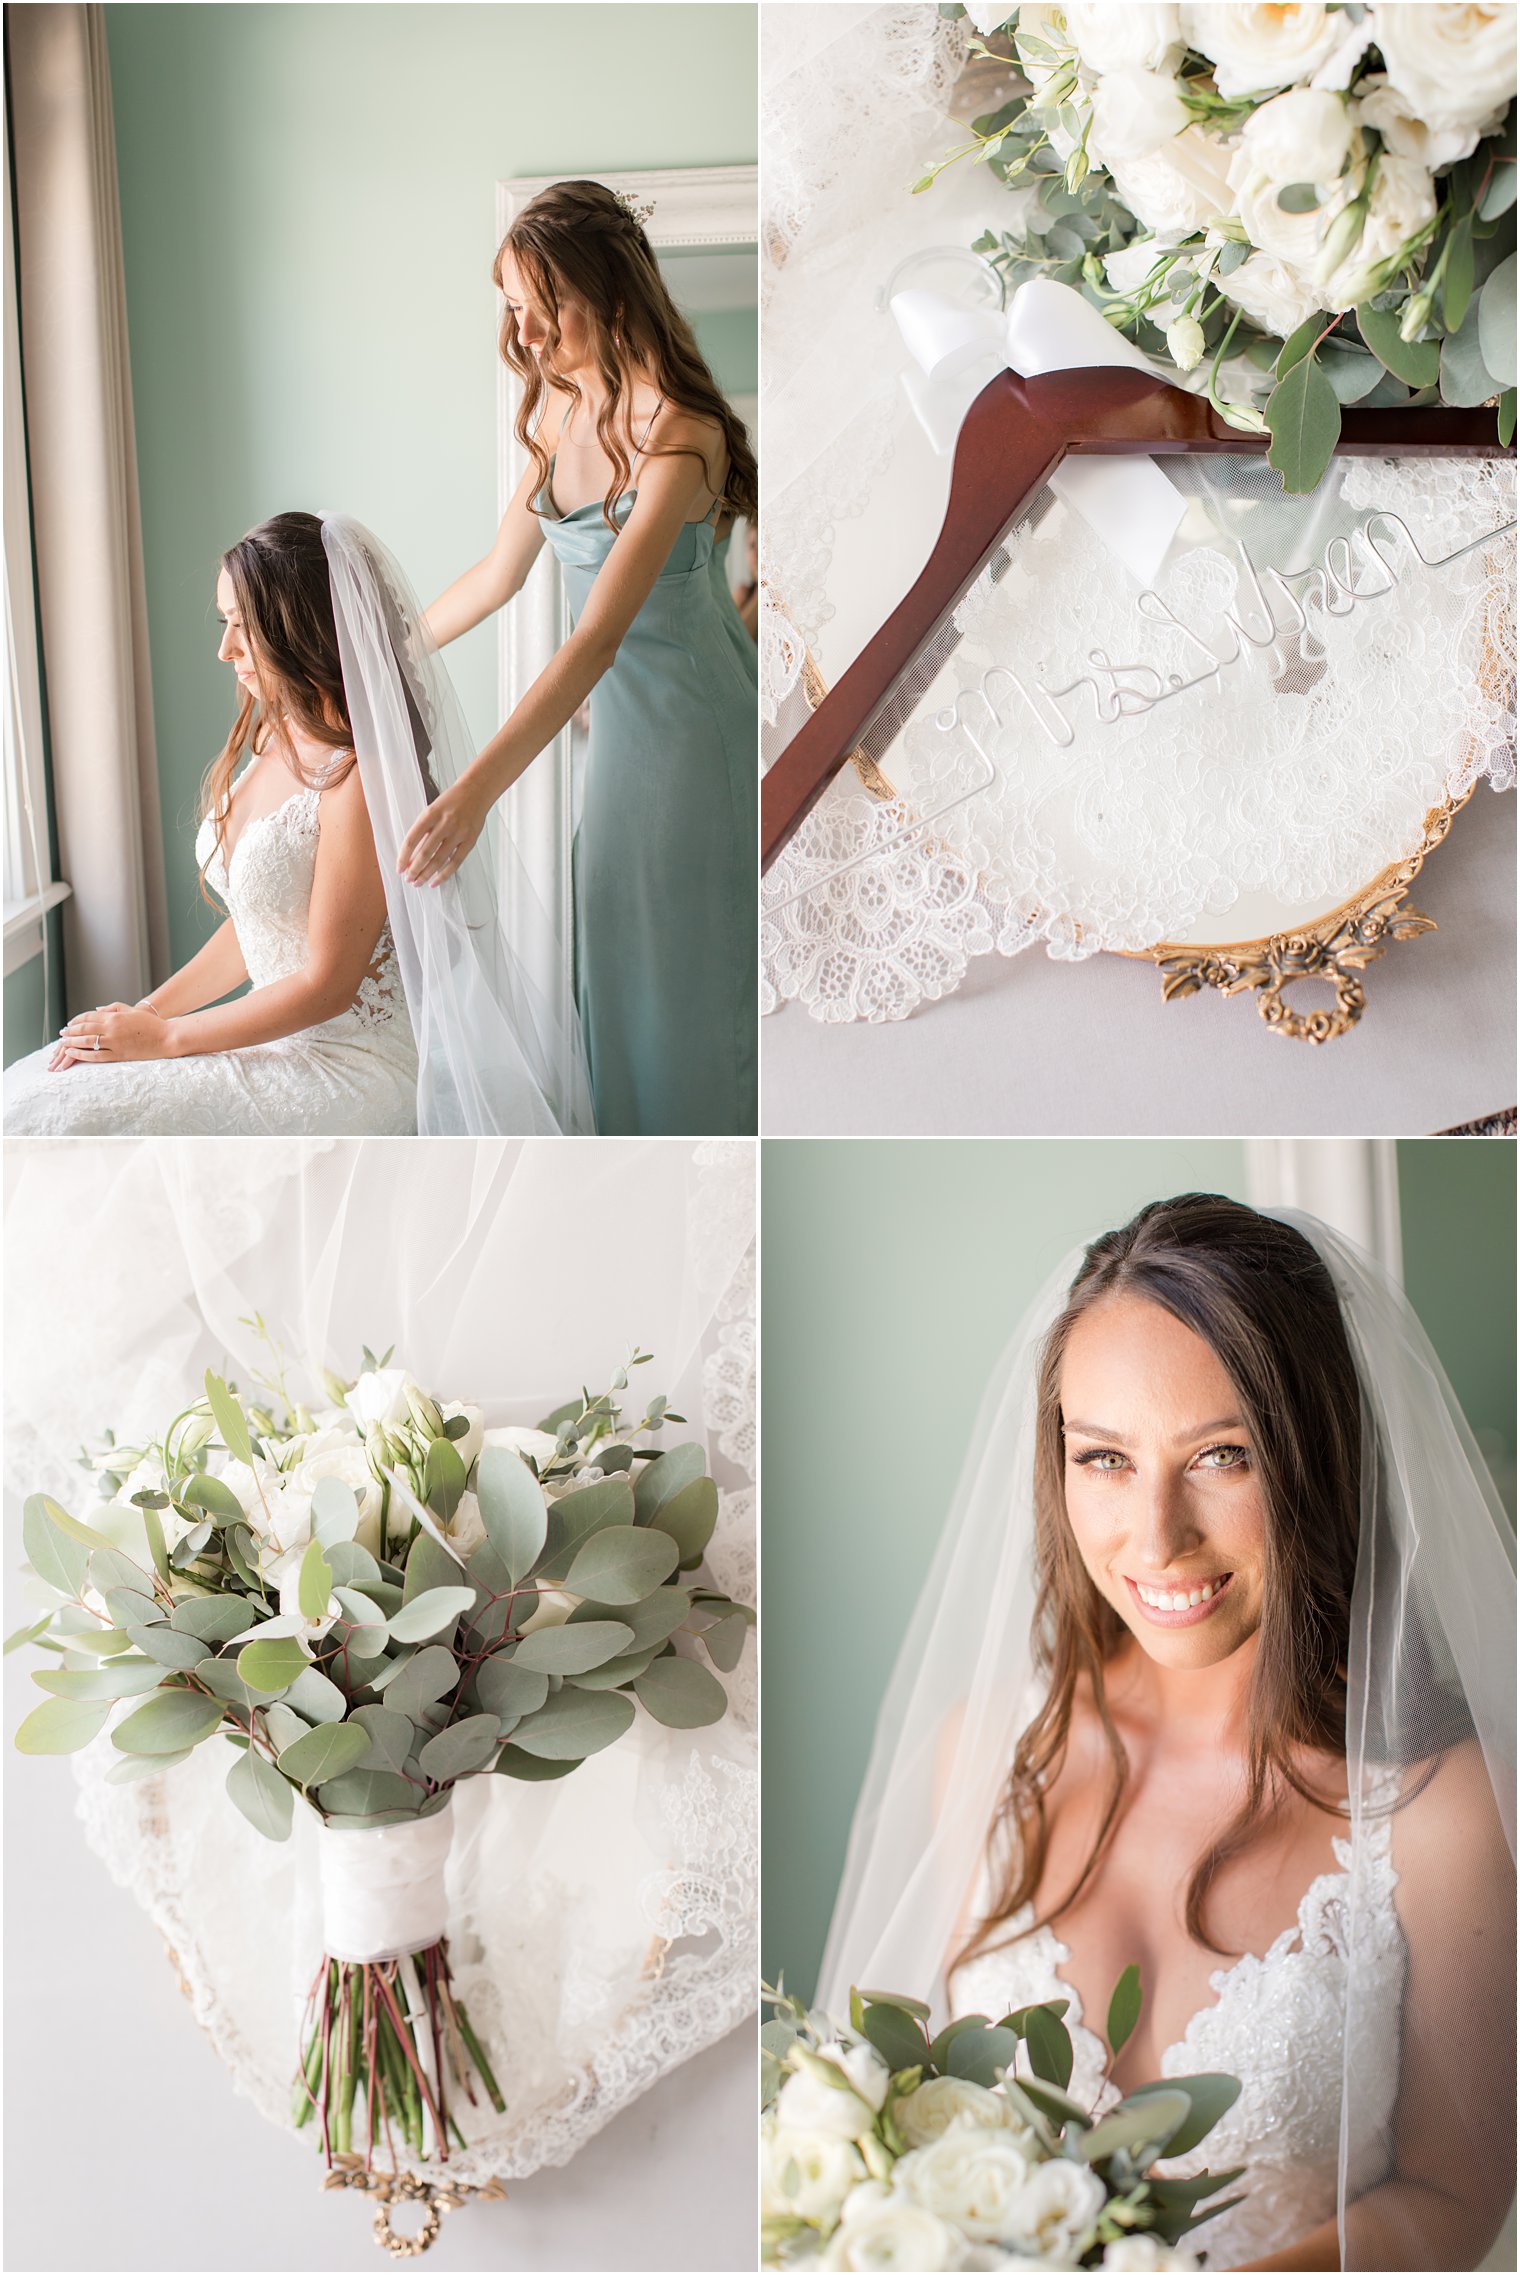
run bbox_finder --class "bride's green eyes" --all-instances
[1068,1442,1251,1474]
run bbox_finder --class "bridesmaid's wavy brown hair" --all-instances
[495,179,759,534]
[963,1195,1367,1962]
[202,512,354,900]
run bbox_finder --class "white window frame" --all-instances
[495,164,758,998]
[3,115,69,981]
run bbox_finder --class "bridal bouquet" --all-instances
[12,1343,751,2176]
[761,1975,1243,2269]
[928,2,1517,488]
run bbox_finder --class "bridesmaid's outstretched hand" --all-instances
[399,775,494,888]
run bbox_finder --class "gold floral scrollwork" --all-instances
[1152,808,1453,1044]
[322,2158,507,2259]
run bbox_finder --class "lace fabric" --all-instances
[949,1764,1407,2271]
[764,458,1517,1022]
[2,781,418,1134]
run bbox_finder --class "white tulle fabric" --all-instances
[818,1211,1515,2270]
[321,516,594,1137]
[2,785,418,1134]
[3,1138,755,2187]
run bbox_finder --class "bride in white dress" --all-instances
[819,1197,1514,2271]
[4,512,591,1137]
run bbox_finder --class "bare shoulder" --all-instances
[1391,1736,1512,1884]
[650,401,726,486]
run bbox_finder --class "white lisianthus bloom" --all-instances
[438,1401,484,1468]
[776,2051,884,2142]
[1373,4,1518,140]
[1317,152,1438,308]
[267,1544,339,1642]
[1228,140,1355,268]
[516,1585,582,1634]
[1180,3,1341,98]
[1352,73,1495,175]
[1237,86,1352,187]
[480,1424,560,1468]
[1106,125,1236,236]
[446,1490,487,1560]
[1166,312,1206,368]
[1102,2236,1202,2270]
[964,0,1015,34]
[1066,2,1184,76]
[1089,66,1190,164]
[826,2040,892,2113]
[1217,247,1328,335]
[1104,235,1172,294]
[822,2196,969,2271]
[892,2128,1036,2246]
[893,2076,1026,2149]
[762,2122,868,2227]
[997,2156,1106,2262]
[345,1367,419,1432]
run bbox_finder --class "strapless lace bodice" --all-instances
[949,1768,1407,2270]
[5,776,417,1137]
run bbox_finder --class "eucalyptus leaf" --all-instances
[1265,349,1341,493]
[299,1539,334,1622]
[565,1525,679,1606]
[1124,2073,1241,2159]
[381,1644,458,1720]
[326,1539,382,1591]
[510,1685,636,1760]
[311,1476,361,1547]
[4,1614,54,1656]
[475,1445,549,1583]
[204,1370,255,1466]
[224,1524,267,1596]
[701,1611,750,1673]
[195,1656,259,1708]
[858,2001,928,2072]
[1023,2003,1074,2090]
[1077,2091,1190,2166]
[573,1587,691,1651]
[1440,289,1500,403]
[129,1622,212,1670]
[1444,212,1476,331]
[493,1745,582,1781]
[260,1701,309,1753]
[653,1477,718,1571]
[31,1656,164,1701]
[422,1436,468,1522]
[22,1496,88,1600]
[314,1767,418,1818]
[227,1745,294,1840]
[350,1703,415,1774]
[180,1474,247,1524]
[944,2023,1023,2090]
[417,1713,500,1782]
[403,1529,466,1603]
[285,1663,349,1722]
[514,1619,634,1674]
[1479,252,1517,386]
[278,1720,370,1786]
[59,1626,133,1658]
[632,1654,727,1728]
[237,1634,311,1696]
[108,1746,194,1784]
[27,1494,117,1557]
[632,1443,705,1525]
[170,1596,258,1645]
[538,1475,636,1582]
[569,1645,662,1690]
[1107,1962,1142,2057]
[386,1586,476,1644]
[474,1656,550,1725]
[112,1689,226,1755]
[15,1695,111,1754]
[1355,300,1441,387]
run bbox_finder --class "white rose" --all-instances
[1106,125,1236,236]
[1180,3,1341,99]
[997,2158,1106,2262]
[822,2196,968,2271]
[1217,247,1328,334]
[345,1367,418,1432]
[892,2129,1036,2246]
[446,1490,487,1560]
[894,2077,1029,2149]
[439,1402,485,1469]
[1229,140,1354,267]
[1066,3,1184,76]
[1237,86,1352,186]
[516,1585,581,1635]
[776,2055,882,2143]
[1102,2238,1202,2270]
[964,0,1015,34]
[1318,151,1438,308]
[1373,3,1518,137]
[1104,235,1171,294]
[1090,67,1189,164]
[480,1424,560,1468]
[827,2040,892,2113]
[1353,74,1490,173]
[762,2122,867,2226]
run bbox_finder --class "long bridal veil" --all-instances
[321,515,595,1137]
[5,1137,755,2189]
[818,1209,1515,2271]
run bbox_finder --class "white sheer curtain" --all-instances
[7,3,168,1013]
[1245,1138,1404,1280]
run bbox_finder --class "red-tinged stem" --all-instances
[318,1964,335,2165]
[370,1964,450,2154]
[364,1968,378,2173]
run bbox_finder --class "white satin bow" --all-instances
[890,276,1187,586]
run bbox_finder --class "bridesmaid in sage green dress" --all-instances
[404,179,758,1137]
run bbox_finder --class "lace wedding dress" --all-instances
[3,781,417,1135]
[949,1762,1407,2270]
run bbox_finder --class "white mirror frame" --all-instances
[495,164,759,985]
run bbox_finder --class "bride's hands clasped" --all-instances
[50,1003,173,1070]
[397,773,494,889]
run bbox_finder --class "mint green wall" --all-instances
[104,3,757,970]
[760,1138,1517,2002]
[3,913,65,1069]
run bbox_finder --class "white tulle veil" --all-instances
[320,514,594,1137]
[4,1137,755,2189]
[818,1204,1515,2270]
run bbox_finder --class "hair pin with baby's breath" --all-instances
[613,188,656,228]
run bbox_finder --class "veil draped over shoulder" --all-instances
[818,1210,1515,2271]
[320,515,594,1137]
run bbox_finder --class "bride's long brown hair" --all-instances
[496,179,759,533]
[962,1195,1367,1964]
[202,512,354,899]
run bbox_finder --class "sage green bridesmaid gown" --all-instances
[540,480,757,1137]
